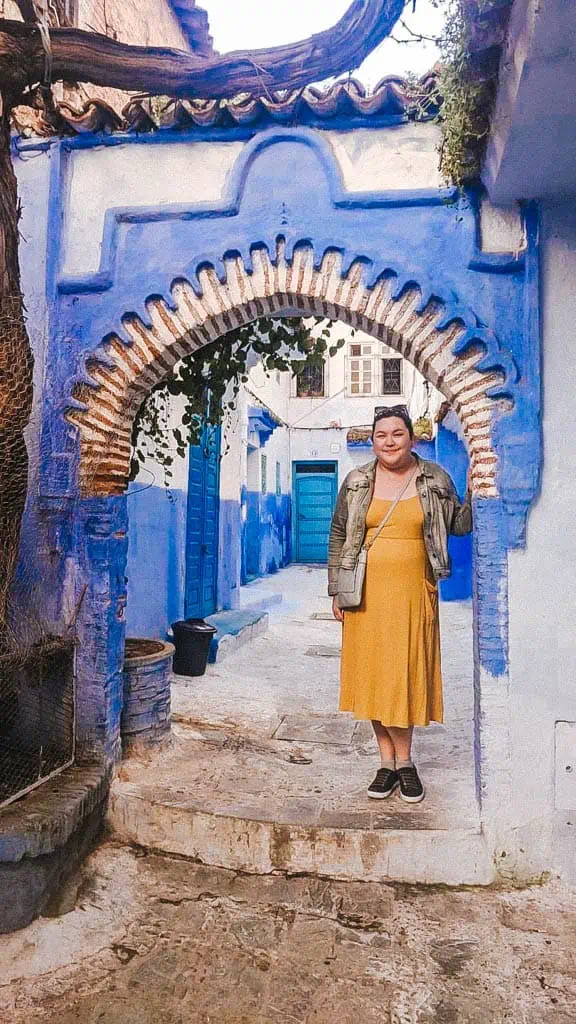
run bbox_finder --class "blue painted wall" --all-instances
[242,490,291,581]
[413,438,435,460]
[125,484,186,639]
[243,489,261,581]
[12,125,542,757]
[435,425,473,601]
[260,493,292,574]
[218,499,242,610]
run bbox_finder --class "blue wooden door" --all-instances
[185,424,221,618]
[293,462,338,563]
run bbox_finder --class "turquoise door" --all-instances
[185,424,221,618]
[293,462,338,563]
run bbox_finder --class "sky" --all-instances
[203,0,445,85]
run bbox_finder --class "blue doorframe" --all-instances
[292,461,338,564]
[185,424,221,618]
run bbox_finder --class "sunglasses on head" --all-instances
[373,404,409,423]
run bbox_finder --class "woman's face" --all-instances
[372,417,413,469]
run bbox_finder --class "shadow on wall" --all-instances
[241,487,292,584]
[125,483,186,638]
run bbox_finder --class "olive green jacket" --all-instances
[327,454,472,596]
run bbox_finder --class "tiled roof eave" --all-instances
[11,73,440,141]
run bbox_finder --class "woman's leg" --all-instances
[387,726,414,763]
[371,720,396,765]
[386,725,424,801]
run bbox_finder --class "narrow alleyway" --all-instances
[109,566,481,881]
[2,569,576,1022]
[173,564,478,833]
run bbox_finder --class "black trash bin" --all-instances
[171,618,217,677]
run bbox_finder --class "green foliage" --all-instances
[433,0,503,187]
[130,317,346,484]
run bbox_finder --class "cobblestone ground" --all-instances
[3,569,575,1022]
[2,840,576,1024]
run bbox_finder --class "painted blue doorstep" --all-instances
[204,608,269,663]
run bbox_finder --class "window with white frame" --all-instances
[345,342,403,397]
[346,341,378,395]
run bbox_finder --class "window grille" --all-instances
[261,453,267,494]
[295,362,325,397]
[276,461,282,496]
[381,357,403,395]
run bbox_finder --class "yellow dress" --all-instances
[339,495,443,728]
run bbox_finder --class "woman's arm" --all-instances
[327,481,349,596]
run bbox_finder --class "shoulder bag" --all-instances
[336,465,418,610]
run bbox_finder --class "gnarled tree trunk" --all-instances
[0,93,33,646]
[0,0,405,98]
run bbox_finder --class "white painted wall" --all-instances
[220,319,442,504]
[483,0,576,203]
[287,321,441,428]
[61,123,446,279]
[507,202,576,879]
[286,321,442,485]
[220,358,292,507]
[479,199,525,254]
[13,147,53,480]
[130,393,190,493]
[289,427,368,487]
[63,142,244,277]
[325,124,444,193]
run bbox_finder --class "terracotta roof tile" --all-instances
[12,74,440,139]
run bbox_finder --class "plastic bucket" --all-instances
[171,618,217,677]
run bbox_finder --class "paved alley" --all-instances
[108,566,482,883]
[3,568,576,1023]
[3,840,576,1024]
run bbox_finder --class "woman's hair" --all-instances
[372,404,414,438]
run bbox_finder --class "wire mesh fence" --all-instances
[0,638,75,809]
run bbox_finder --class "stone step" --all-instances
[0,763,111,933]
[108,723,493,886]
[205,608,269,663]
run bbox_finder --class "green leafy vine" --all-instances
[433,0,511,187]
[130,317,346,484]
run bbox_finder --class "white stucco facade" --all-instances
[58,123,448,281]
[325,123,444,193]
[62,142,245,277]
[506,202,576,879]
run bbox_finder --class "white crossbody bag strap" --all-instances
[363,465,418,553]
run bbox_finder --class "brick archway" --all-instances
[66,240,517,497]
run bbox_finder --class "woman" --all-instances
[328,406,472,803]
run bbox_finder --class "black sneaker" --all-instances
[367,767,399,800]
[397,764,425,803]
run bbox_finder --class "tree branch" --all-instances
[398,18,439,43]
[0,0,405,99]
